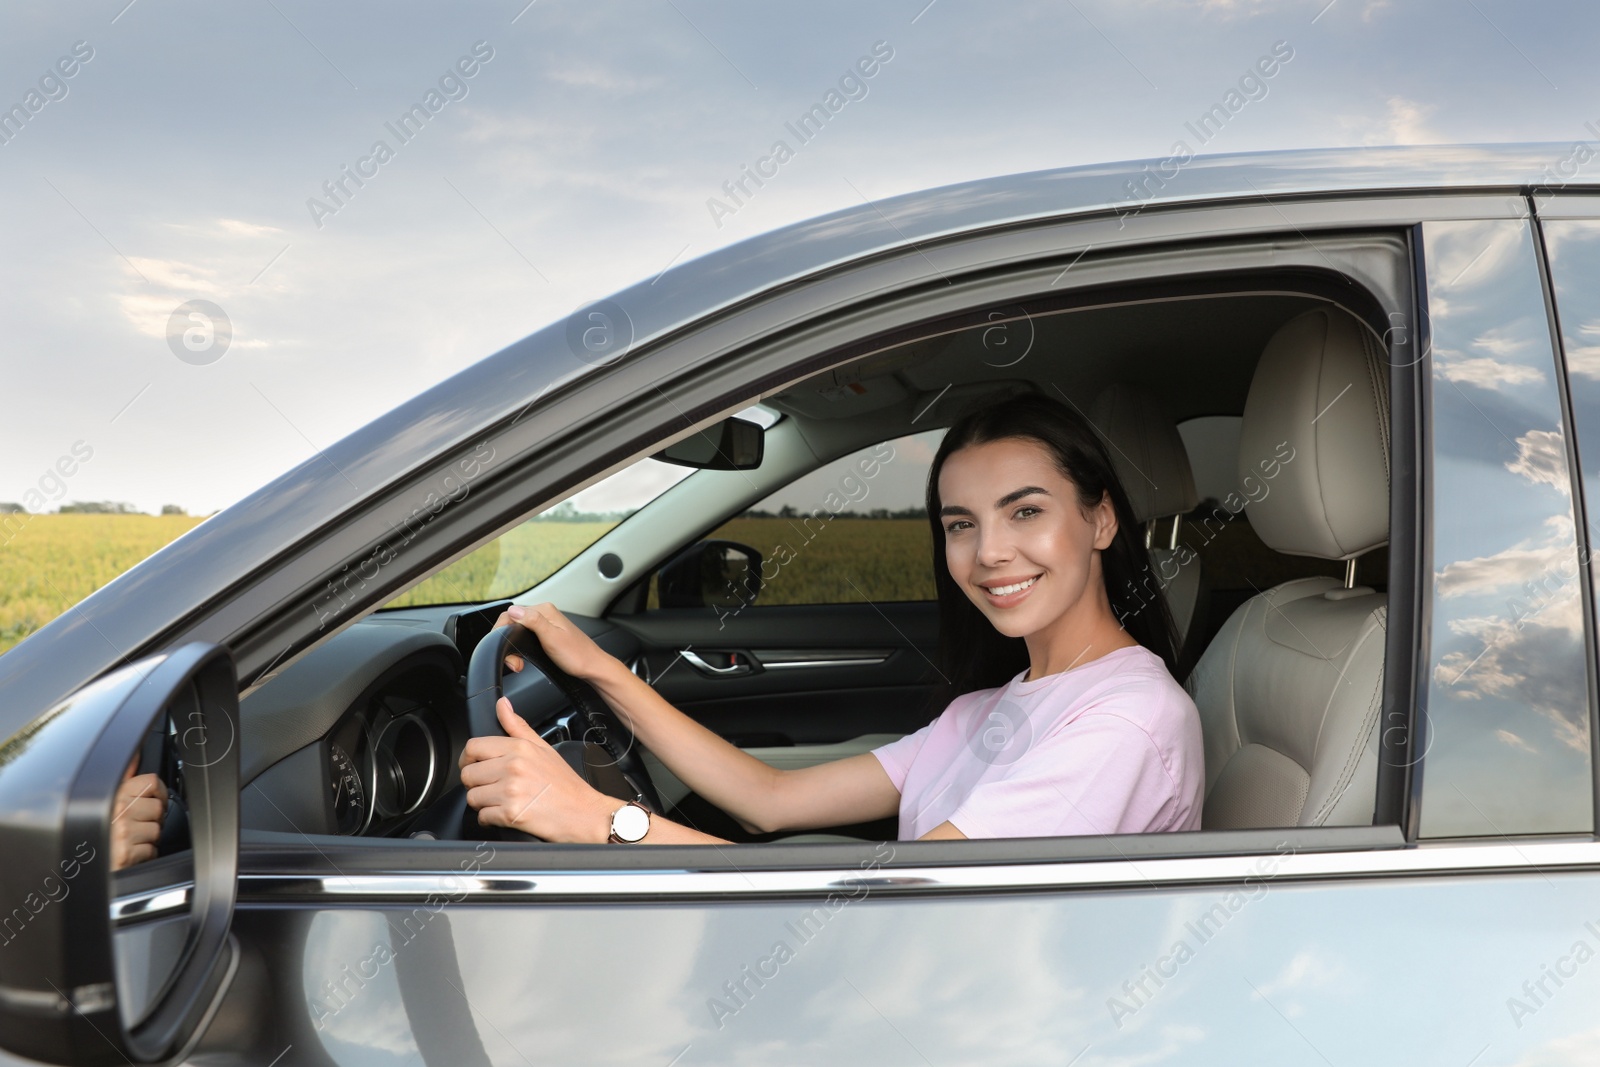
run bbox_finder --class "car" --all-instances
[3,143,1599,1065]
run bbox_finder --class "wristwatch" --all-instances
[607,800,651,843]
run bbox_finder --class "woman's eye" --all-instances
[1014,506,1040,520]
[945,520,971,533]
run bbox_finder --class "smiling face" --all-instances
[937,436,1120,647]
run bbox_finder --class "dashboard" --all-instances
[237,602,642,839]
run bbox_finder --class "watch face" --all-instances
[612,803,650,842]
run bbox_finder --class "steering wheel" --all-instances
[464,621,663,840]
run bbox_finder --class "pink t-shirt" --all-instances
[871,644,1203,840]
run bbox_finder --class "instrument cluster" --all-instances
[325,666,457,837]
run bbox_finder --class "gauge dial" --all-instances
[329,743,368,835]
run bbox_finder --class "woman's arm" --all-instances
[460,697,898,843]
[461,699,730,842]
[490,604,901,836]
[588,655,900,833]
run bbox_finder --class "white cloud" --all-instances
[1561,344,1600,379]
[1504,428,1570,493]
[565,456,694,513]
[1436,355,1544,390]
[1559,321,1600,378]
[545,63,657,93]
[1434,513,1591,753]
[1495,728,1537,753]
[125,257,227,297]
[1342,96,1442,146]
[1436,515,1579,600]
[1380,96,1441,144]
[1474,327,1535,357]
[1428,220,1529,296]
[1253,948,1343,1001]
[1435,586,1590,755]
[215,218,284,237]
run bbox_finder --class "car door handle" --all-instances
[679,649,753,677]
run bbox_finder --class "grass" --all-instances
[685,516,936,606]
[0,514,207,656]
[390,515,938,609]
[385,520,620,608]
[0,513,940,658]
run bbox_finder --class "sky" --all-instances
[1,0,1598,515]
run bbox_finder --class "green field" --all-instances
[0,514,939,657]
[699,516,937,606]
[0,514,207,656]
[387,521,621,607]
[390,515,938,608]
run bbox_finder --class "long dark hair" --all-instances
[922,391,1178,712]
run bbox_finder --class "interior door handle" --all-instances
[680,649,753,677]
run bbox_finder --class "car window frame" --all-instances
[1528,195,1600,835]
[67,195,1537,916]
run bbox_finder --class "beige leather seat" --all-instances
[1187,308,1389,829]
[1089,384,1205,664]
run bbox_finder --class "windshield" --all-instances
[384,406,777,608]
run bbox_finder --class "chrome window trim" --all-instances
[234,838,1600,902]
[106,831,1593,921]
[113,836,1600,919]
[1526,194,1600,218]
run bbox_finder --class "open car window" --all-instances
[220,220,1465,875]
[643,427,947,609]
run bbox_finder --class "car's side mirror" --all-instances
[0,643,240,1066]
[657,539,764,609]
[650,415,764,470]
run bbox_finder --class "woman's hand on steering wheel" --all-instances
[496,603,620,683]
[459,697,617,842]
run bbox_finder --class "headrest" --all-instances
[1240,308,1389,560]
[1089,383,1199,524]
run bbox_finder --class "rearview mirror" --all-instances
[651,415,764,470]
[0,643,240,1066]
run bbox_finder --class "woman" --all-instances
[461,392,1204,843]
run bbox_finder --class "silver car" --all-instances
[2,143,1597,1065]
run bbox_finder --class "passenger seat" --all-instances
[1089,384,1207,673]
[1187,308,1389,829]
